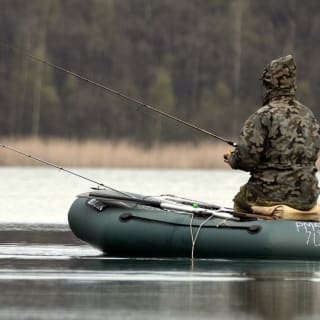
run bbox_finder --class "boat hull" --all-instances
[68,197,320,259]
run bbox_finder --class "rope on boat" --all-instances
[188,215,262,260]
[118,213,261,232]
[118,211,261,263]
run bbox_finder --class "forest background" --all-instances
[0,0,319,167]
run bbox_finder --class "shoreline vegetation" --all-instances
[0,137,232,169]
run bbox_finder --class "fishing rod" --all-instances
[86,191,240,221]
[0,144,132,197]
[0,42,237,147]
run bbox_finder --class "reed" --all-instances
[0,137,232,168]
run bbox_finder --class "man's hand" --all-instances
[223,151,232,165]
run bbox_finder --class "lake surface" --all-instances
[0,168,320,319]
[0,167,247,224]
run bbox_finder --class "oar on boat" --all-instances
[84,191,240,221]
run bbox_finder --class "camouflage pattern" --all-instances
[230,55,320,212]
[261,54,297,105]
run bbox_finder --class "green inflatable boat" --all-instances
[68,189,320,260]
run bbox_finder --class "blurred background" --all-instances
[0,0,319,166]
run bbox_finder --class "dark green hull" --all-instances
[68,197,320,260]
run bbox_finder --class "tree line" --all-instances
[0,0,319,145]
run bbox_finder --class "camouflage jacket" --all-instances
[229,97,320,210]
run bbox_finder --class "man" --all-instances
[224,55,320,213]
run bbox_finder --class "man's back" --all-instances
[259,98,319,168]
[247,98,320,210]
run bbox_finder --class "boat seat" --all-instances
[251,204,320,222]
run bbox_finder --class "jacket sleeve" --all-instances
[229,111,268,172]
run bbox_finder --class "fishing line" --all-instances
[190,213,215,261]
[0,42,236,147]
[0,144,133,197]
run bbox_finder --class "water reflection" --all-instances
[1,225,320,319]
[1,266,320,320]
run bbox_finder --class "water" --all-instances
[0,167,320,319]
[0,167,247,224]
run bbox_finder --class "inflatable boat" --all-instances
[68,189,320,260]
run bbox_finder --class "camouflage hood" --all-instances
[261,55,297,104]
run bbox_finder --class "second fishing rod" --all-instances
[0,43,236,147]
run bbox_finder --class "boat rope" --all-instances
[190,213,215,260]
[0,144,133,198]
[0,42,236,147]
[118,213,261,233]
